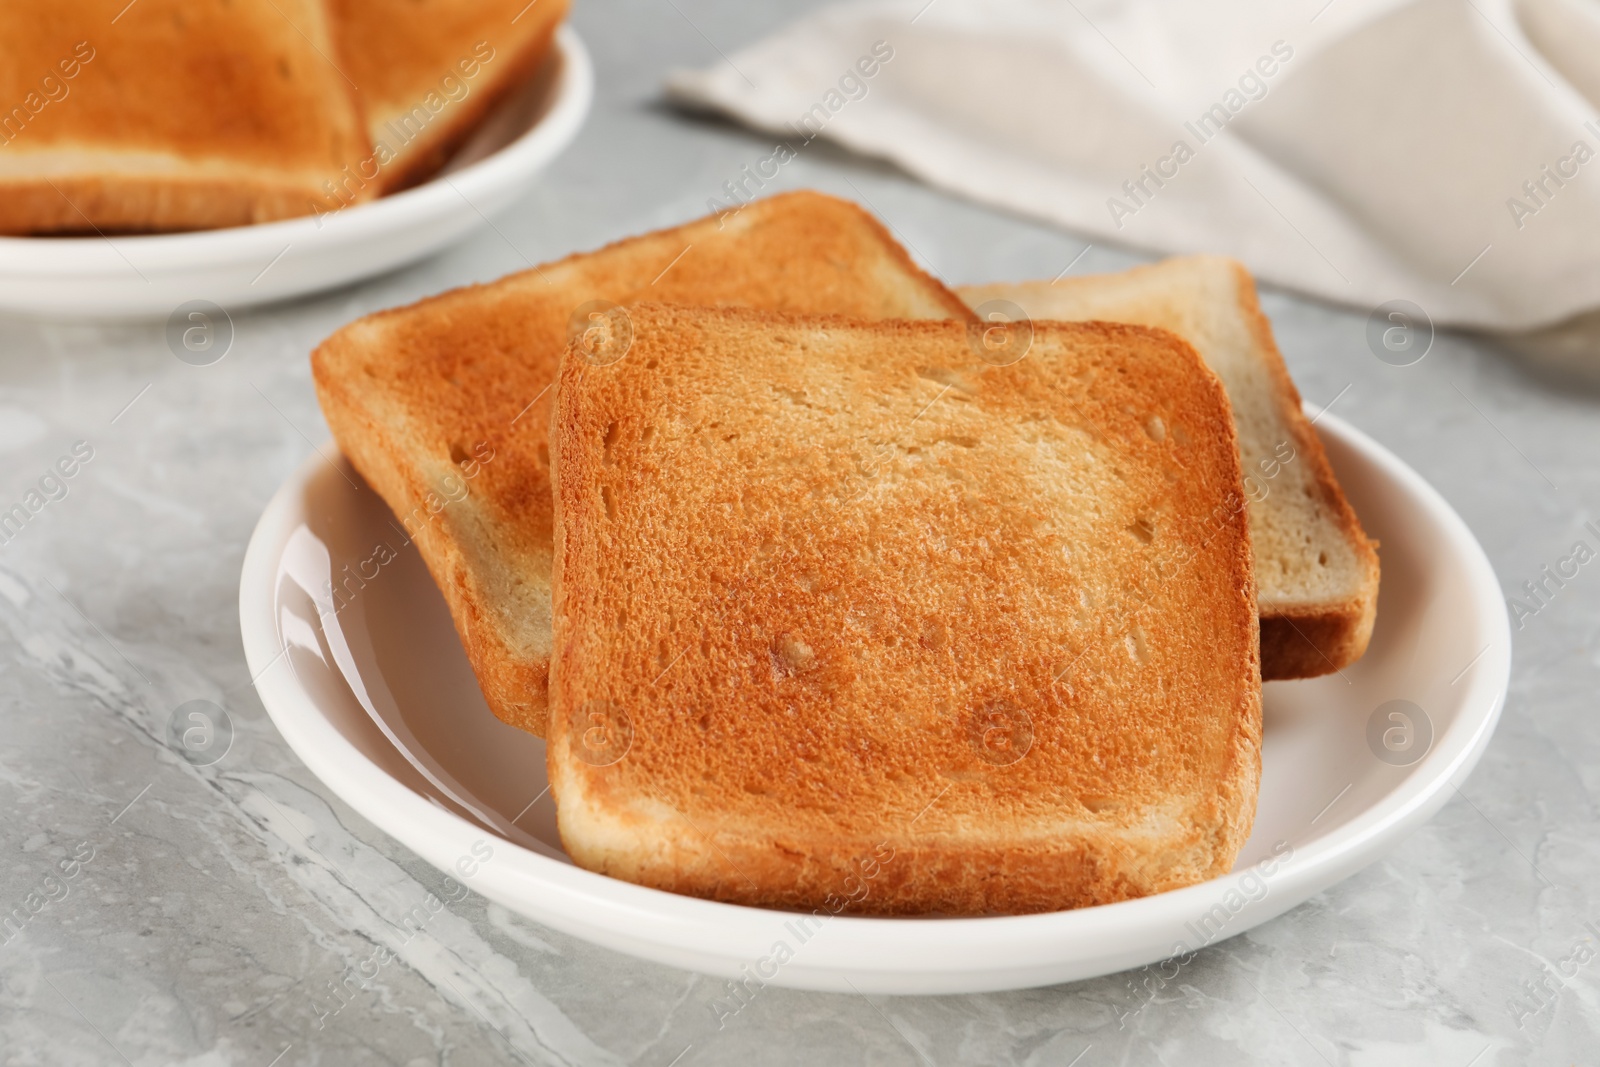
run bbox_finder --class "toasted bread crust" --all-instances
[960,259,1380,680]
[1228,261,1379,679]
[549,307,1261,915]
[1260,606,1375,682]
[0,174,349,235]
[0,0,372,233]
[312,192,974,737]
[327,0,570,193]
[313,348,553,735]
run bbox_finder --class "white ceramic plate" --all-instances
[0,27,592,320]
[240,411,1510,995]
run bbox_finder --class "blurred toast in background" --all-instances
[313,191,973,737]
[327,0,571,193]
[961,257,1380,679]
[0,0,371,234]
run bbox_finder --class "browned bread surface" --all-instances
[0,0,371,233]
[312,191,973,738]
[960,258,1380,680]
[327,0,570,193]
[548,305,1262,915]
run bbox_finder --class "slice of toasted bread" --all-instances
[960,258,1380,680]
[327,0,570,193]
[312,191,972,738]
[0,0,371,234]
[548,305,1261,915]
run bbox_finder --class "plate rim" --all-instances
[240,409,1510,992]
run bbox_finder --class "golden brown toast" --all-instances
[0,0,371,234]
[327,0,570,193]
[961,258,1380,680]
[548,305,1262,915]
[312,191,973,738]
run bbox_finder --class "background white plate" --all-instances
[0,27,592,320]
[240,411,1510,995]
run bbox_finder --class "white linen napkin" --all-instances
[666,0,1600,332]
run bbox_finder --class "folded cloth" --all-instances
[667,0,1600,332]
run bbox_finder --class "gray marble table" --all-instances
[1,2,1595,1063]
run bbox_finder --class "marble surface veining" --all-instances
[2,1,1597,1064]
